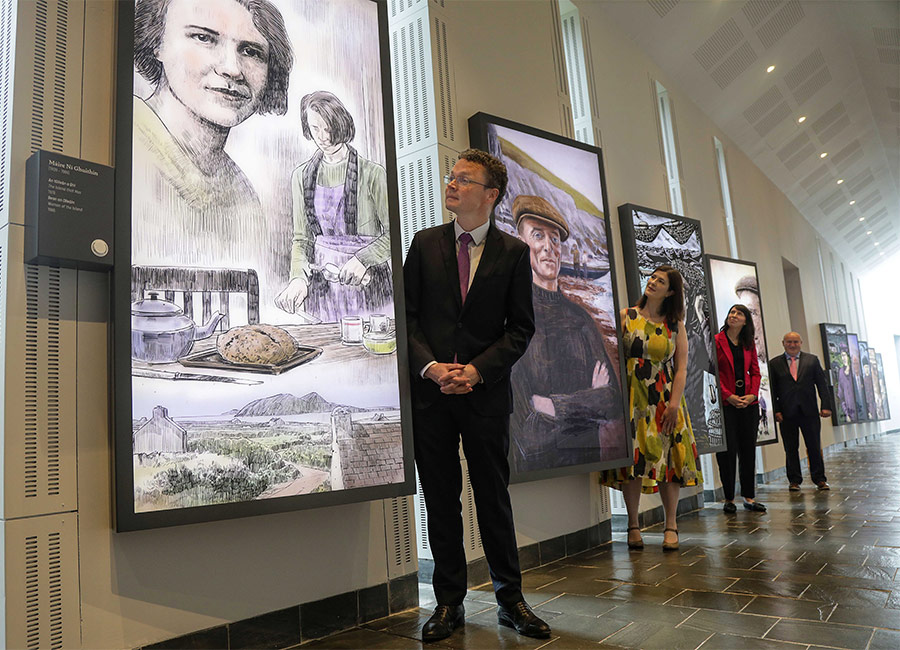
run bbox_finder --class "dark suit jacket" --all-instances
[404,221,535,416]
[715,331,761,404]
[767,351,831,419]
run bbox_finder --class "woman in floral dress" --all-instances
[601,265,702,550]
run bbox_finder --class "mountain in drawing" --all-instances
[235,392,370,417]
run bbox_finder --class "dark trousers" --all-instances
[413,395,523,608]
[780,414,827,485]
[715,404,759,500]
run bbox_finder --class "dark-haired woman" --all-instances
[715,305,765,513]
[601,265,702,550]
[276,91,391,321]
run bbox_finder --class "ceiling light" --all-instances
[767,65,776,73]
[867,230,872,235]
[837,179,844,184]
[875,242,880,246]
[850,200,856,205]
[820,152,828,158]
[858,216,865,221]
[798,116,807,123]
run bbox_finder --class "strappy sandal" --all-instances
[626,526,643,550]
[662,528,679,551]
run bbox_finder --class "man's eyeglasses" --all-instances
[443,174,494,190]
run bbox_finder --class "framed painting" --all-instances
[818,323,857,426]
[847,333,869,422]
[617,204,724,454]
[113,0,414,530]
[706,255,778,444]
[858,341,878,421]
[871,352,887,420]
[877,352,891,420]
[468,113,632,483]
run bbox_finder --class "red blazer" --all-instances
[715,331,761,404]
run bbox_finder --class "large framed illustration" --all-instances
[113,0,414,530]
[858,341,878,421]
[847,333,869,421]
[818,323,857,426]
[706,255,778,445]
[468,113,631,483]
[618,204,724,454]
[877,352,891,420]
[871,352,887,420]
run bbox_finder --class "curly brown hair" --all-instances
[457,148,508,209]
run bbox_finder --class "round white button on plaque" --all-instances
[91,239,109,257]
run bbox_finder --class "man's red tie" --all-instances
[458,232,473,304]
[789,355,798,380]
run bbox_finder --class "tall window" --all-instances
[655,81,684,215]
[714,137,738,257]
[829,251,844,321]
[559,0,594,145]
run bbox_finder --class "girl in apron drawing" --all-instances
[275,91,392,323]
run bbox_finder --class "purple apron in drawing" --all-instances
[304,184,392,323]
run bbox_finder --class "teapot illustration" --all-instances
[131,292,224,363]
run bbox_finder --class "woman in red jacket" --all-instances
[716,304,766,513]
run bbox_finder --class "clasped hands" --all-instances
[726,393,757,409]
[426,362,481,394]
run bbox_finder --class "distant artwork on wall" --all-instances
[871,352,887,420]
[113,0,414,531]
[858,341,878,421]
[819,323,857,425]
[706,255,778,444]
[467,113,631,483]
[618,204,724,455]
[847,333,869,422]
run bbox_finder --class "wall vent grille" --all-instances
[647,0,679,19]
[693,18,742,71]
[0,0,13,218]
[50,0,67,152]
[742,0,783,28]
[817,188,846,216]
[855,189,881,214]
[31,0,49,152]
[830,139,863,171]
[799,164,829,192]
[743,86,783,123]
[873,27,900,47]
[816,114,850,145]
[784,48,825,89]
[461,463,481,552]
[385,496,416,577]
[397,152,438,257]
[845,169,875,196]
[390,15,431,153]
[776,132,810,162]
[834,211,856,231]
[434,17,454,142]
[756,0,803,49]
[793,66,832,105]
[710,41,757,89]
[25,266,41,499]
[876,48,900,65]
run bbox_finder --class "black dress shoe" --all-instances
[498,601,551,639]
[723,502,737,513]
[743,501,767,512]
[422,604,464,642]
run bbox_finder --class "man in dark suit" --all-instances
[404,149,550,642]
[768,331,832,491]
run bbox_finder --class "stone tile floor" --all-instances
[307,435,900,649]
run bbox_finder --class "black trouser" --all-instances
[716,404,760,500]
[780,413,827,485]
[413,395,523,608]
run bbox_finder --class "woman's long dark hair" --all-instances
[638,264,684,328]
[721,303,756,349]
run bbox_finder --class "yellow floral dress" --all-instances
[601,309,702,494]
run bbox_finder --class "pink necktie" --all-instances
[789,356,798,380]
[458,232,473,304]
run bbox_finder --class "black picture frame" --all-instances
[617,203,725,455]
[468,112,633,483]
[818,322,857,426]
[112,0,414,531]
[705,254,779,445]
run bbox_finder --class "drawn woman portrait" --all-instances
[275,91,392,322]
[131,0,293,272]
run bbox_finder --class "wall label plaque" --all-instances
[25,149,114,270]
